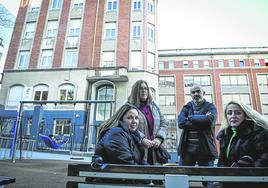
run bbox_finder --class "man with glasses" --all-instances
[177,85,218,188]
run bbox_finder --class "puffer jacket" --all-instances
[177,100,218,160]
[217,120,268,167]
[95,121,145,165]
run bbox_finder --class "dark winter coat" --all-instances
[217,120,268,167]
[177,100,218,160]
[95,121,145,165]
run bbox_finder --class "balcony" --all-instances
[20,39,33,50]
[42,38,55,49]
[66,36,80,49]
[70,7,83,19]
[26,11,39,22]
[87,67,128,82]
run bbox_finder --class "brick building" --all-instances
[0,0,158,151]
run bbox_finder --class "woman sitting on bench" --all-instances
[95,103,146,165]
[217,100,268,188]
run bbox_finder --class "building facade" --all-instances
[158,47,268,141]
[0,0,159,152]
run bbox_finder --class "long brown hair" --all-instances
[127,80,153,108]
[97,103,138,142]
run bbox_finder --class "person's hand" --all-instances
[142,138,154,148]
[152,138,162,148]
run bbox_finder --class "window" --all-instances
[204,60,209,68]
[73,0,84,8]
[257,74,268,86]
[218,60,224,68]
[183,61,188,68]
[104,23,116,40]
[130,51,141,70]
[58,84,75,101]
[107,0,117,11]
[159,76,175,87]
[132,22,141,38]
[64,50,78,68]
[147,52,155,72]
[33,84,48,101]
[222,94,251,106]
[265,59,268,66]
[1,118,16,136]
[147,24,154,42]
[40,50,53,68]
[102,52,115,67]
[254,59,260,67]
[159,62,164,70]
[24,23,36,39]
[184,75,211,87]
[30,0,41,12]
[220,75,248,86]
[17,51,29,69]
[133,0,141,10]
[7,85,24,106]
[46,21,58,38]
[228,59,235,67]
[51,0,63,10]
[159,95,175,106]
[54,119,71,136]
[147,1,154,14]
[68,19,81,36]
[240,59,245,67]
[96,85,114,121]
[168,61,174,70]
[193,61,199,68]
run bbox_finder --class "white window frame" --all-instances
[72,0,84,8]
[147,24,154,42]
[68,19,81,36]
[7,85,24,106]
[64,50,78,68]
[147,52,155,72]
[40,50,53,68]
[24,23,36,39]
[106,0,118,12]
[130,51,141,70]
[17,51,29,69]
[132,22,141,39]
[133,0,141,10]
[102,51,115,67]
[204,60,209,68]
[33,84,49,101]
[104,23,116,40]
[58,84,75,101]
[30,0,41,12]
[46,21,58,38]
[193,61,199,68]
[51,0,63,10]
[147,0,154,14]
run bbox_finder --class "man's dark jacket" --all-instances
[177,100,218,159]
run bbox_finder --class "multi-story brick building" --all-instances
[158,47,268,148]
[0,0,158,152]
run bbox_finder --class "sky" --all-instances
[1,0,268,49]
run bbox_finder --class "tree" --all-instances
[0,5,15,28]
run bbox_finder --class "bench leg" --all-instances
[165,174,189,188]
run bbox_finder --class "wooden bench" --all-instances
[67,163,268,188]
[0,176,16,188]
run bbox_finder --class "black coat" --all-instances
[217,120,268,167]
[95,121,145,165]
[177,100,218,160]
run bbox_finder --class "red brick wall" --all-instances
[53,0,71,68]
[29,0,49,69]
[4,0,29,70]
[78,0,97,67]
[116,0,131,67]
[92,0,105,67]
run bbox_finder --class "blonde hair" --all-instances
[220,100,268,132]
[97,103,138,142]
[127,80,153,108]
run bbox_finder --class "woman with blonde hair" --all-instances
[217,100,268,187]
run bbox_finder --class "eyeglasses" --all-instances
[140,87,148,91]
[191,90,201,94]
